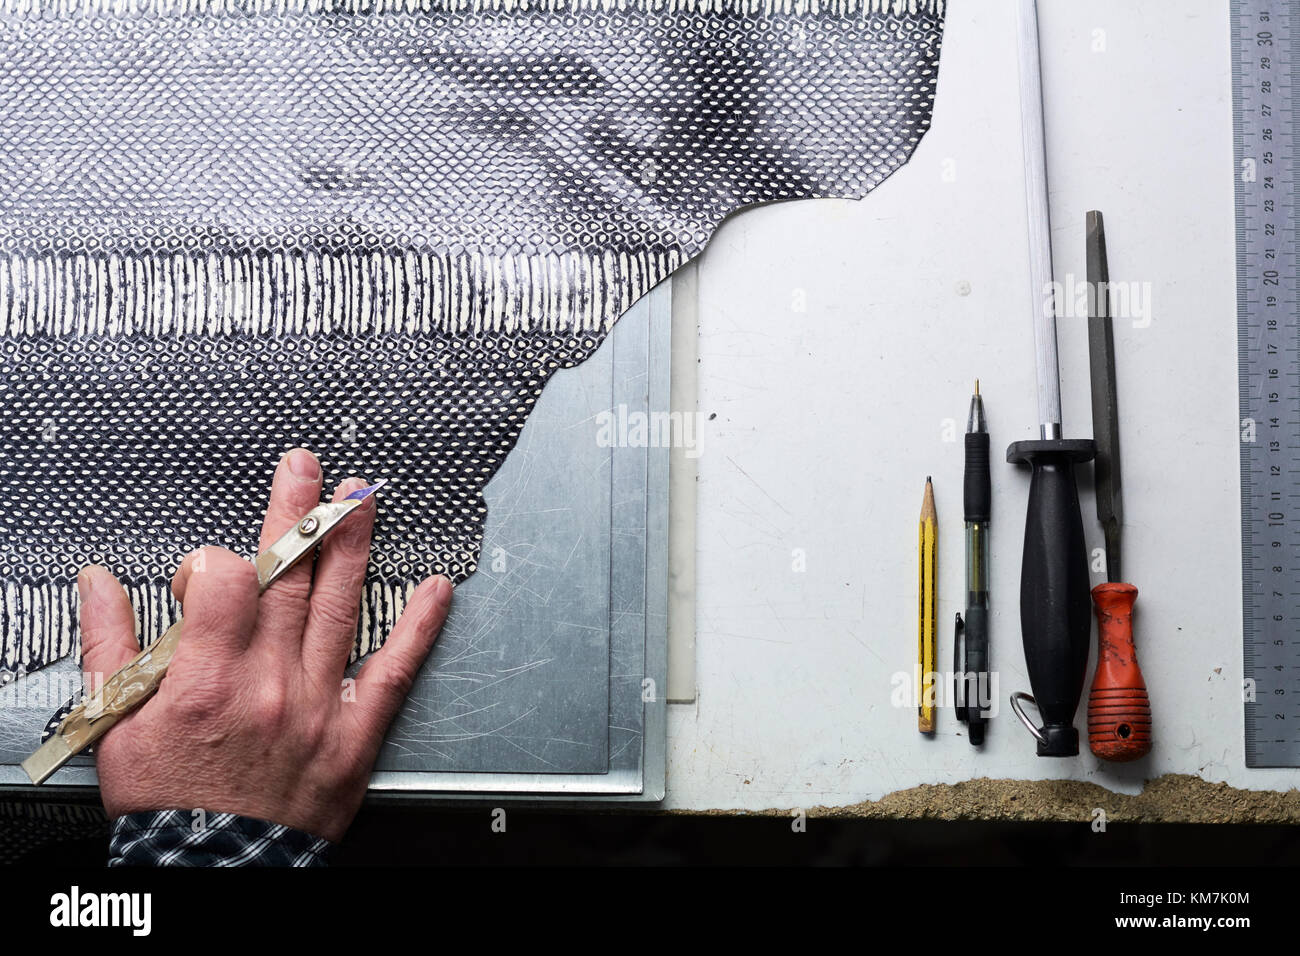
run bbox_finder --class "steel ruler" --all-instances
[1235,0,1300,766]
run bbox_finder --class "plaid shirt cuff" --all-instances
[108,810,332,867]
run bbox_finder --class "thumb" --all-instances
[77,566,140,694]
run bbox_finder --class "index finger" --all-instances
[259,448,325,552]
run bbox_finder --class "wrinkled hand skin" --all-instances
[78,448,453,843]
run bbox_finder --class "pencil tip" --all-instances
[974,378,980,396]
[926,475,931,484]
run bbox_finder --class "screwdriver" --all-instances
[1084,210,1152,761]
[1006,0,1095,757]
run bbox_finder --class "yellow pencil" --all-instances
[918,477,938,734]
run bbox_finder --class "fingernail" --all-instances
[76,568,97,606]
[287,448,320,481]
[432,575,453,600]
[335,477,373,521]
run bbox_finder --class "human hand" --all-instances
[79,448,452,842]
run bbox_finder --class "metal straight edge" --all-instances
[365,282,673,800]
[641,280,672,801]
[1232,0,1255,762]
[1233,0,1300,766]
[666,258,699,704]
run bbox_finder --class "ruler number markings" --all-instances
[1236,1,1300,764]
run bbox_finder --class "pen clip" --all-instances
[953,613,967,722]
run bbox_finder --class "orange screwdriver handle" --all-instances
[1087,582,1151,761]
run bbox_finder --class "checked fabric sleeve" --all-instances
[108,809,332,867]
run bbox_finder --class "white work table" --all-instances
[663,0,1297,815]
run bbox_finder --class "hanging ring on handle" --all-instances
[1010,691,1047,744]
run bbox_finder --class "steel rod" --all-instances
[1015,0,1063,437]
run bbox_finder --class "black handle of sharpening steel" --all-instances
[1006,438,1095,757]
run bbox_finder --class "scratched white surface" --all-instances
[663,0,1300,811]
